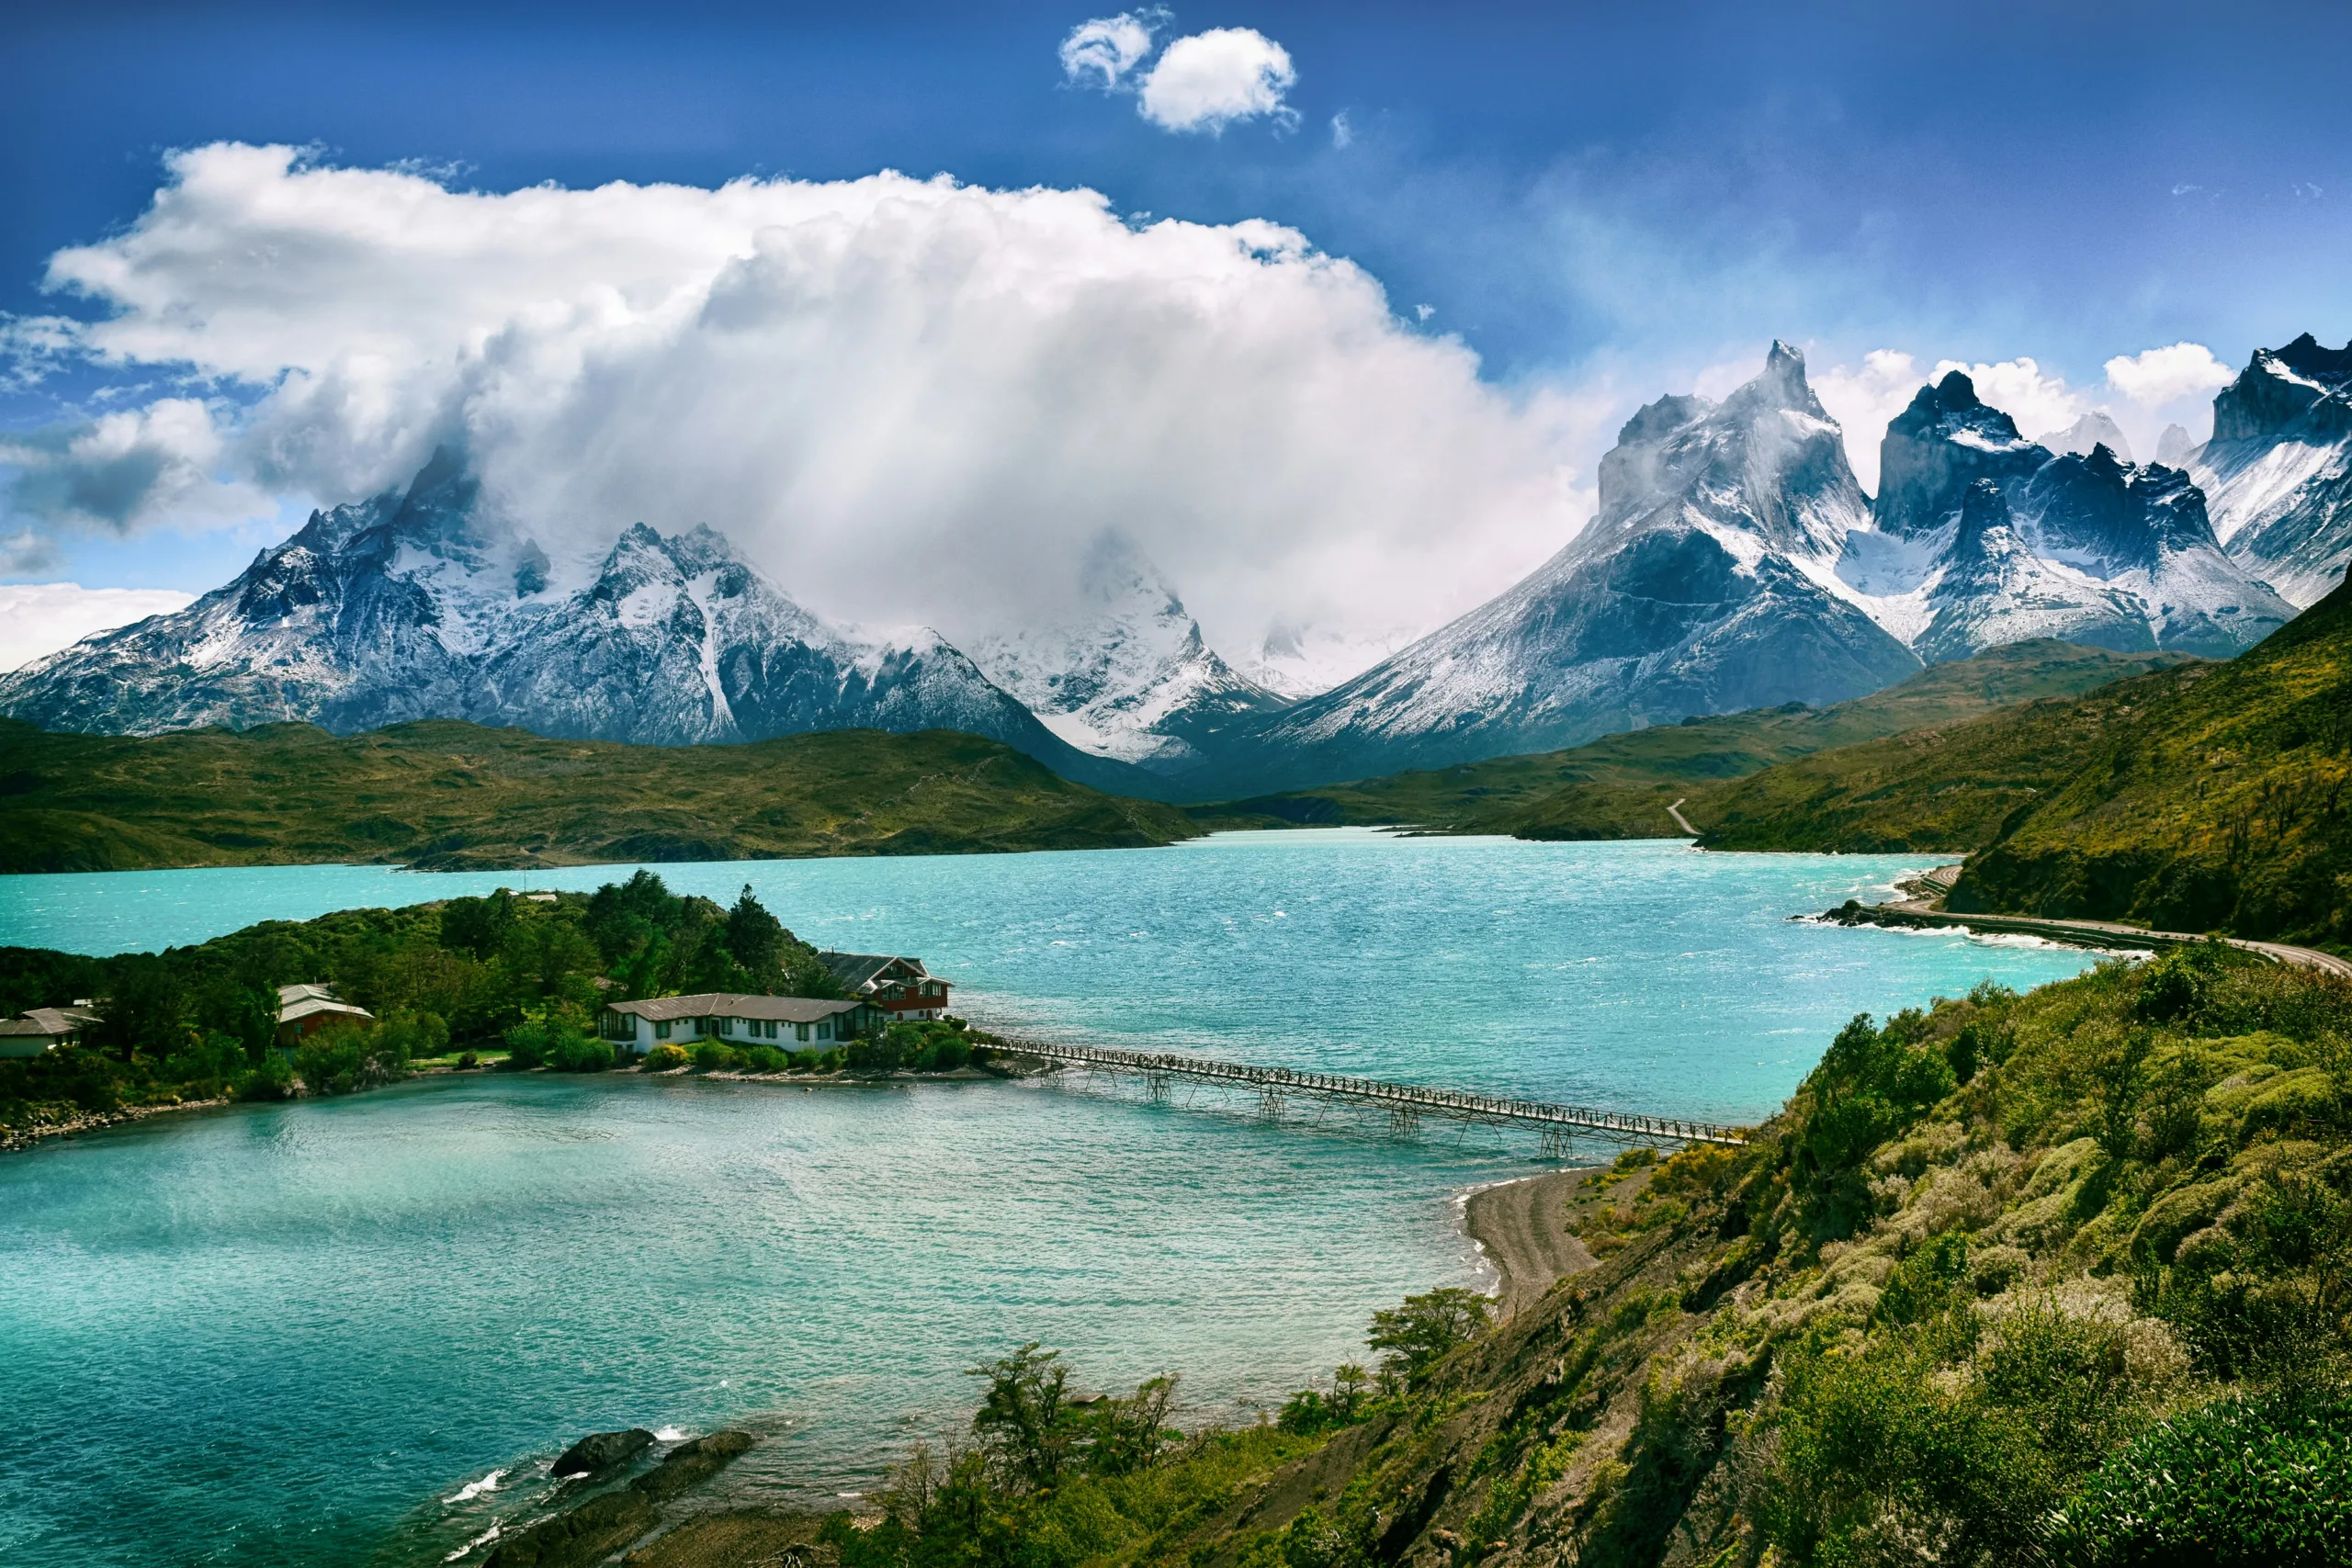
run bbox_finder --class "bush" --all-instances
[546,1033,614,1073]
[642,1043,689,1071]
[2052,1392,2352,1565]
[456,1050,479,1070]
[1368,1287,1491,1392]
[692,1040,739,1072]
[790,1048,828,1072]
[293,1017,414,1095]
[744,1045,790,1073]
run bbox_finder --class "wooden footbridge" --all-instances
[999,1040,1749,1149]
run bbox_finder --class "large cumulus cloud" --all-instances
[10,142,1591,657]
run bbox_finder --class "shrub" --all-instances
[745,1045,790,1073]
[2052,1392,2352,1565]
[456,1050,479,1070]
[642,1043,689,1071]
[789,1048,827,1073]
[546,1033,614,1073]
[692,1040,739,1072]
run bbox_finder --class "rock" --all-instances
[630,1430,757,1502]
[483,1488,657,1568]
[551,1427,656,1479]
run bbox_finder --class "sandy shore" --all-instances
[1463,1169,1599,1317]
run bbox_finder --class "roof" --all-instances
[817,952,932,993]
[278,997,374,1026]
[278,983,341,1006]
[604,993,869,1024]
[6,1006,100,1037]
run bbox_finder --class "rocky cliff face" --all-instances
[1835,372,2290,660]
[0,451,1152,794]
[2192,333,2352,607]
[1182,344,1925,795]
[968,536,1288,774]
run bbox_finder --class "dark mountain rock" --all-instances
[550,1427,655,1479]
[1874,371,2048,539]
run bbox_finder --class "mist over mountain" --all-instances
[6,336,2338,807]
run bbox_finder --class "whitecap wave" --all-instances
[442,1469,506,1505]
[444,1522,501,1562]
[653,1427,686,1442]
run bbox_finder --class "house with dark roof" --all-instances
[277,983,375,1046]
[597,993,888,1055]
[817,953,955,1021]
[0,1004,101,1058]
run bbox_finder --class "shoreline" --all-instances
[1460,1167,1599,1317]
[0,1095,231,1155]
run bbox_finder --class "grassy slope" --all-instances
[1118,949,2352,1568]
[0,718,1203,874]
[1684,570,2352,946]
[1955,571,2352,944]
[1197,642,2185,840]
[1686,661,2208,855]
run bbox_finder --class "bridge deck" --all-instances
[1000,1040,1748,1146]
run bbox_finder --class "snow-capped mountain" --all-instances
[1835,371,2290,659]
[967,536,1287,773]
[0,450,1155,794]
[1182,344,1925,794]
[2038,410,2135,463]
[2191,333,2352,607]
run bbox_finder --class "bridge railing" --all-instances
[998,1040,1748,1146]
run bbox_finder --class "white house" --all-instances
[596,993,888,1055]
[0,1004,101,1059]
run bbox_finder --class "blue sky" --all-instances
[3,0,2349,659]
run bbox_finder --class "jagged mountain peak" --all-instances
[2040,411,2135,464]
[967,533,1283,773]
[1724,339,1824,418]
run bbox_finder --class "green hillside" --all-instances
[1952,570,2352,944]
[1687,662,2206,854]
[1203,641,2188,839]
[0,719,1202,874]
[1680,570,2351,947]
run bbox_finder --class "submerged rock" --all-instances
[550,1427,656,1479]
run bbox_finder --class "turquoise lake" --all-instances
[0,833,2112,1565]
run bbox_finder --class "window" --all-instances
[720,1017,734,1036]
[796,1023,810,1043]
[655,1021,672,1040]
[763,1020,777,1039]
[818,1020,832,1041]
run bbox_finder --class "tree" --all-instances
[1368,1287,1491,1391]
[725,885,786,977]
[970,1342,1077,1490]
[440,891,516,959]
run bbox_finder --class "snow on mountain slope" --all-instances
[968,537,1287,772]
[2193,333,2352,607]
[1179,344,1924,795]
[2038,410,2135,463]
[0,451,1160,795]
[1841,371,2289,660]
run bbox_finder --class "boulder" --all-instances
[550,1427,656,1479]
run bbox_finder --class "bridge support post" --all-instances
[1388,1106,1421,1138]
[1540,1128,1572,1161]
[1260,1087,1284,1119]
[1145,1070,1169,1103]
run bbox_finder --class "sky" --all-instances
[4,0,2349,673]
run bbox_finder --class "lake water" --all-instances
[0,834,2107,1565]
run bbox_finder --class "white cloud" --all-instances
[0,582,196,671]
[1137,28,1296,133]
[1813,349,1927,494]
[18,142,1594,659]
[1059,11,1160,90]
[2103,342,2233,406]
[0,396,269,535]
[1931,355,2087,448]
[1329,111,1353,150]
